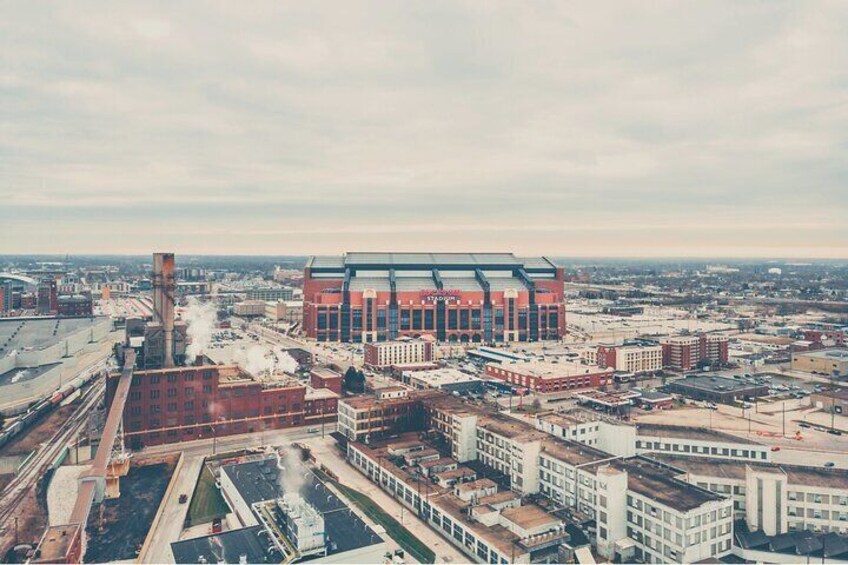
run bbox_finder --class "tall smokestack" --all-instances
[152,252,176,367]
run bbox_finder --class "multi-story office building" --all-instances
[485,360,613,393]
[596,344,663,374]
[364,337,435,368]
[303,252,565,343]
[246,287,294,301]
[36,277,58,315]
[660,334,729,370]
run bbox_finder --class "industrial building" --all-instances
[110,364,338,448]
[791,348,848,375]
[121,253,188,369]
[665,375,769,404]
[303,252,565,343]
[172,455,386,564]
[484,360,613,393]
[660,334,729,370]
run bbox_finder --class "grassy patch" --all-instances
[186,465,229,527]
[314,469,435,564]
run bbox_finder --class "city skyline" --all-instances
[2,2,847,258]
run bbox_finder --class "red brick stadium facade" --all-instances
[304,253,565,343]
[107,365,337,448]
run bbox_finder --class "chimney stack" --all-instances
[152,252,176,368]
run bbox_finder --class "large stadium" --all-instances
[303,252,565,343]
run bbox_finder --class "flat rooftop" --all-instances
[0,317,107,356]
[493,360,612,379]
[310,252,555,270]
[35,524,81,563]
[636,423,761,445]
[478,412,549,442]
[220,458,384,556]
[171,526,282,564]
[591,458,726,513]
[649,454,848,490]
[796,348,848,360]
[0,362,61,386]
[668,375,767,393]
[540,437,612,467]
[407,368,482,387]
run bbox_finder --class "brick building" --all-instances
[108,364,338,448]
[303,252,565,343]
[364,336,435,368]
[57,294,93,317]
[596,343,663,374]
[310,367,342,395]
[660,334,729,370]
[484,360,612,393]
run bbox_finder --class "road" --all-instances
[140,455,203,565]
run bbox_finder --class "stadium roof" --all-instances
[307,252,558,272]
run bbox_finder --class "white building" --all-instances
[653,455,848,536]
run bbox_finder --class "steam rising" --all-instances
[233,344,299,377]
[183,297,218,360]
[275,445,307,499]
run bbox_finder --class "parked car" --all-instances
[824,462,835,468]
[770,446,781,452]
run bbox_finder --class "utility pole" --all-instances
[831,370,839,433]
[782,402,786,438]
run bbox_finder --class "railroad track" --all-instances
[0,379,105,537]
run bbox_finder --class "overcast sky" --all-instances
[1,2,846,258]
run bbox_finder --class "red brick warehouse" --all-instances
[107,364,338,448]
[303,252,566,343]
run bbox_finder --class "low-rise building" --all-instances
[666,375,769,404]
[265,300,303,323]
[233,300,267,317]
[485,360,613,393]
[174,456,387,564]
[400,367,486,395]
[310,367,342,395]
[791,348,848,375]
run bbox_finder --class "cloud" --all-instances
[0,1,846,257]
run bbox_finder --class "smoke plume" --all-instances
[234,344,274,376]
[183,297,217,360]
[275,445,307,499]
